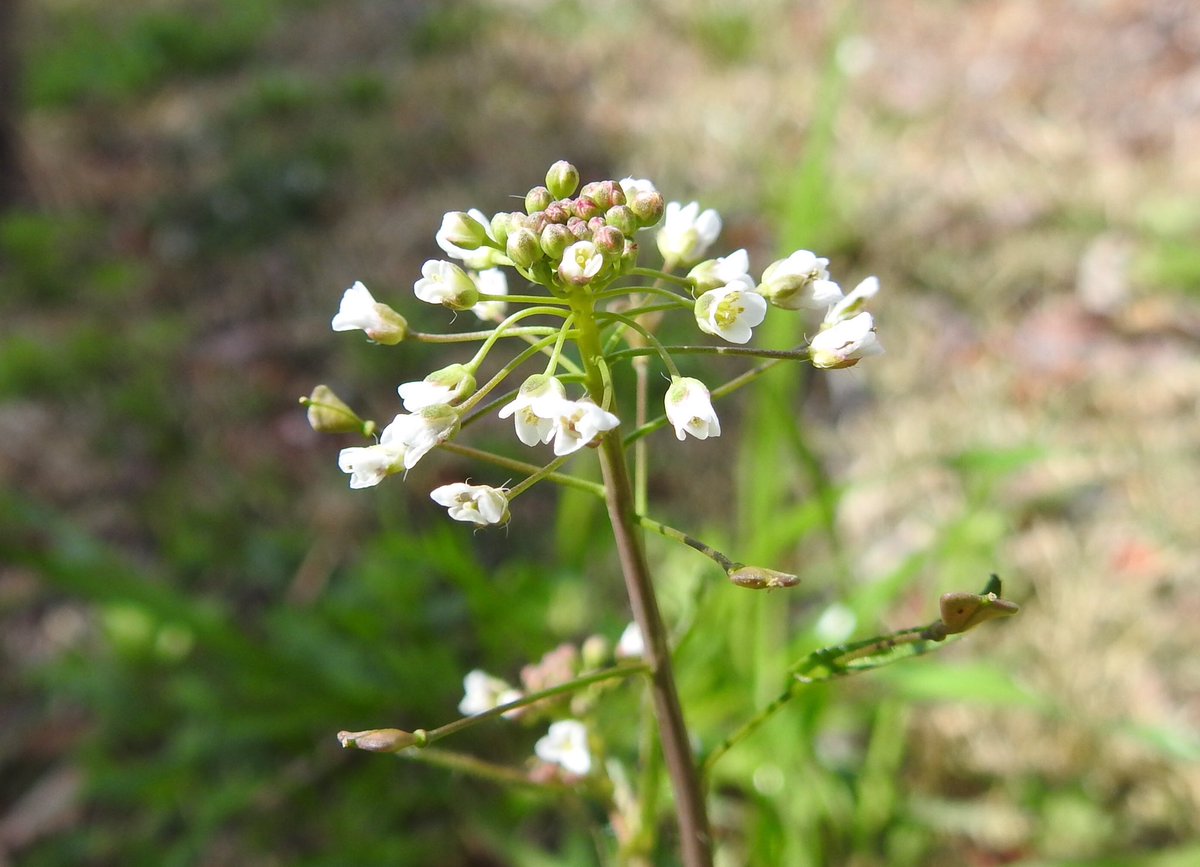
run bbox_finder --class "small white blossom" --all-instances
[397,364,475,412]
[551,399,620,456]
[558,240,605,285]
[430,482,509,526]
[338,442,405,489]
[823,276,879,324]
[436,207,505,270]
[330,281,408,344]
[687,248,750,293]
[535,719,592,776]
[470,267,508,322]
[382,405,460,470]
[414,260,480,310]
[618,177,657,200]
[615,622,645,659]
[337,417,413,489]
[498,374,569,447]
[694,276,767,344]
[809,312,883,369]
[459,670,522,716]
[758,251,840,310]
[664,377,721,441]
[657,201,721,265]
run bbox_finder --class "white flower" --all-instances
[551,399,620,456]
[615,622,644,659]
[535,719,592,776]
[330,281,408,345]
[337,417,414,489]
[693,276,767,344]
[758,251,840,310]
[823,276,879,324]
[687,248,750,293]
[436,207,505,270]
[664,377,721,441]
[397,363,475,412]
[459,670,522,716]
[470,267,508,322]
[809,311,883,369]
[382,405,460,470]
[618,177,657,200]
[430,482,509,526]
[337,442,405,489]
[558,240,605,285]
[414,260,480,310]
[498,374,569,447]
[656,201,721,265]
[437,211,489,250]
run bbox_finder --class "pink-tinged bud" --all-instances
[546,160,580,199]
[525,186,553,214]
[586,216,605,236]
[337,728,423,752]
[567,217,590,241]
[728,565,800,590]
[605,205,637,236]
[630,190,665,227]
[544,201,570,224]
[524,211,549,237]
[540,223,573,259]
[593,225,624,255]
[506,227,542,269]
[593,180,626,210]
[574,196,601,222]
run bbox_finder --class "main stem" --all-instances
[572,295,713,866]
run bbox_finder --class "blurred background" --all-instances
[2,0,1199,864]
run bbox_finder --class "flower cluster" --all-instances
[310,161,883,527]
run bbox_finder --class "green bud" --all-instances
[546,160,580,199]
[540,223,573,259]
[581,634,610,669]
[337,728,423,752]
[605,204,638,236]
[525,186,553,215]
[490,211,515,248]
[728,565,801,590]
[301,385,368,435]
[629,190,665,227]
[593,225,624,256]
[506,227,542,269]
[439,211,489,250]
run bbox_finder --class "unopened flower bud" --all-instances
[301,384,367,435]
[544,201,570,224]
[581,634,610,669]
[758,250,837,310]
[540,223,574,259]
[574,196,601,222]
[337,728,422,752]
[728,565,801,590]
[593,225,624,256]
[525,186,553,214]
[567,217,590,241]
[438,211,490,251]
[688,249,750,294]
[506,227,542,269]
[605,205,638,236]
[593,180,626,211]
[490,211,518,248]
[546,160,580,199]
[629,190,665,227]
